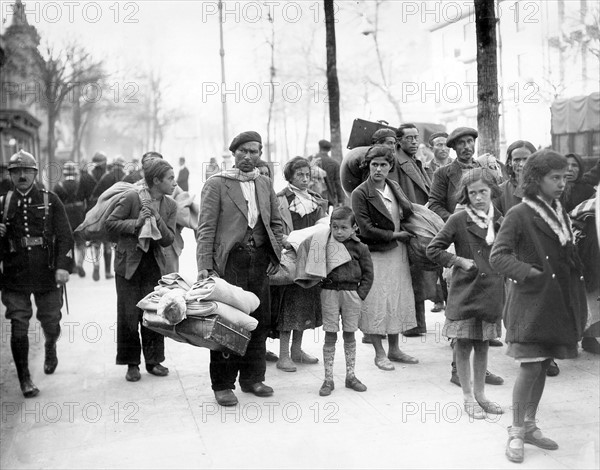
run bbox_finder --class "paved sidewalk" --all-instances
[1,233,598,469]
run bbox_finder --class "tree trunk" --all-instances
[324,0,343,163]
[265,15,276,163]
[474,0,500,158]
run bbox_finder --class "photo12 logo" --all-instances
[1,1,140,24]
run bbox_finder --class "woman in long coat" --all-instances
[351,145,418,370]
[489,150,587,463]
[273,157,328,372]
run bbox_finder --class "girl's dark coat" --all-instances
[426,209,505,323]
[489,202,587,345]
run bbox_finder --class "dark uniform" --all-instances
[0,151,74,397]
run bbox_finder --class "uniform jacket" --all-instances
[489,202,587,345]
[177,166,190,192]
[105,189,177,280]
[276,186,328,235]
[426,209,505,323]
[429,159,481,221]
[315,152,345,206]
[351,177,414,252]
[0,186,74,292]
[196,175,284,277]
[387,149,431,205]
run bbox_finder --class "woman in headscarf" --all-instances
[273,157,329,372]
[495,140,536,215]
[562,153,595,212]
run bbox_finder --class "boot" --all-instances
[11,336,39,398]
[44,334,59,375]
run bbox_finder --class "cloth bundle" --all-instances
[402,204,445,271]
[137,273,259,332]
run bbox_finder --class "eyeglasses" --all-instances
[401,135,419,143]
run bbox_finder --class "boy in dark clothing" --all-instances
[296,206,373,396]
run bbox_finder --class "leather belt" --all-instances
[21,236,44,247]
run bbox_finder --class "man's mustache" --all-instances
[18,178,27,182]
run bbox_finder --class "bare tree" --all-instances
[358,0,403,123]
[265,11,276,163]
[324,0,343,163]
[474,0,500,158]
[39,43,104,165]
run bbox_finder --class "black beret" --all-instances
[446,127,478,148]
[229,131,262,152]
[428,132,449,146]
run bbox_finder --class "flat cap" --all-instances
[446,127,478,148]
[428,132,449,146]
[229,131,262,152]
[372,128,397,144]
[318,139,332,150]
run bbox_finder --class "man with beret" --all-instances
[428,127,482,221]
[313,139,346,208]
[424,132,452,181]
[196,130,284,406]
[0,150,73,397]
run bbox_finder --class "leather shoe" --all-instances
[546,360,559,377]
[214,389,238,407]
[489,339,503,347]
[388,351,419,364]
[485,370,504,385]
[125,365,141,382]
[291,350,319,364]
[240,382,274,397]
[450,371,461,387]
[582,337,600,354]
[345,376,367,392]
[319,380,334,396]
[276,357,297,372]
[146,364,169,376]
[524,424,558,450]
[402,327,425,337]
[265,350,279,362]
[374,356,395,371]
[20,378,40,398]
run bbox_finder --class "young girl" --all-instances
[427,169,505,420]
[489,150,587,463]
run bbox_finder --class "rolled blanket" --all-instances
[186,300,259,331]
[158,273,193,291]
[185,277,259,315]
[185,300,218,317]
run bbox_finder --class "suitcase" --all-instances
[143,312,251,356]
[346,119,396,149]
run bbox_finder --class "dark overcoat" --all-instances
[351,177,414,252]
[426,209,505,323]
[489,202,587,345]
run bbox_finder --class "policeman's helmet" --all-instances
[8,150,38,172]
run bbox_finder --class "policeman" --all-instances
[0,150,74,397]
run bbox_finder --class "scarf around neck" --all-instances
[523,196,573,246]
[465,203,495,245]
[288,184,319,218]
[217,168,260,182]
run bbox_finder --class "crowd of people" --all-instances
[0,124,598,464]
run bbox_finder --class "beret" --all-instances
[428,132,449,146]
[446,127,478,148]
[371,128,397,144]
[229,131,262,152]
